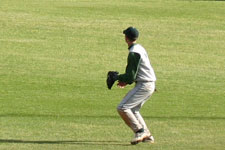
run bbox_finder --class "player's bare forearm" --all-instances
[117,81,127,88]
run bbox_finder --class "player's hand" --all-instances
[117,81,127,88]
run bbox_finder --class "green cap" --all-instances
[123,27,139,41]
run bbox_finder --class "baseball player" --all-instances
[116,27,156,145]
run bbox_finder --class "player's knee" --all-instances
[117,106,129,114]
[117,105,123,112]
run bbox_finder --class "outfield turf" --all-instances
[0,0,225,150]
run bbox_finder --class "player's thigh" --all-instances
[118,86,151,110]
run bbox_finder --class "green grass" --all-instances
[0,0,225,150]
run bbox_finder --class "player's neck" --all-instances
[127,41,136,47]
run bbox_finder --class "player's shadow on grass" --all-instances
[0,139,131,146]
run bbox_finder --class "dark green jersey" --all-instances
[118,52,141,84]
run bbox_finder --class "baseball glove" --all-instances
[106,71,119,90]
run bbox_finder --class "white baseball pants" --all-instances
[117,81,155,133]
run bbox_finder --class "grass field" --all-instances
[0,0,225,150]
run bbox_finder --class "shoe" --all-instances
[130,131,148,145]
[142,135,154,143]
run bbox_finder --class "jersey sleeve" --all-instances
[117,52,141,84]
